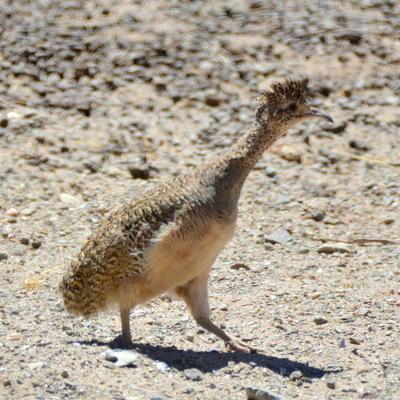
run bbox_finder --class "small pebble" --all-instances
[20,237,30,245]
[6,207,18,217]
[349,139,370,151]
[324,218,340,225]
[317,243,351,254]
[155,361,169,373]
[313,316,329,325]
[298,248,310,254]
[230,263,251,270]
[20,208,35,216]
[128,166,150,180]
[7,111,21,119]
[334,30,362,45]
[289,370,303,381]
[265,166,277,177]
[61,370,69,378]
[104,349,118,362]
[357,307,370,317]
[349,337,362,345]
[59,193,80,205]
[0,252,8,262]
[326,380,336,389]
[106,166,125,177]
[104,349,138,367]
[83,161,100,173]
[277,193,291,204]
[324,121,347,134]
[382,218,395,225]
[311,209,325,221]
[31,241,42,249]
[264,243,274,251]
[264,228,292,245]
[184,368,204,381]
[385,196,396,206]
[274,143,302,162]
[246,386,286,400]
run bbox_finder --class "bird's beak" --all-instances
[302,109,334,123]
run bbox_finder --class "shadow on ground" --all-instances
[75,339,341,379]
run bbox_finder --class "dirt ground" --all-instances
[1,1,399,399]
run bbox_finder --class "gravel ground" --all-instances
[1,1,400,399]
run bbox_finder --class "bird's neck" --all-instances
[201,120,283,203]
[227,119,280,170]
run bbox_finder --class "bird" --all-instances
[60,78,333,352]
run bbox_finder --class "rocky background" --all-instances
[0,0,399,399]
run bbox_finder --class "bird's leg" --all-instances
[110,305,135,349]
[176,275,257,353]
[120,305,135,348]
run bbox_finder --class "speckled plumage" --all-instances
[60,78,333,351]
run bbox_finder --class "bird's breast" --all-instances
[142,220,236,293]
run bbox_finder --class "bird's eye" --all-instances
[287,103,297,112]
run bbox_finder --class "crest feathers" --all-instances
[258,78,309,106]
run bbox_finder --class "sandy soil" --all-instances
[1,1,399,399]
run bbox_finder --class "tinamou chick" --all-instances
[60,78,333,352]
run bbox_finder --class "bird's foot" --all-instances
[226,338,258,353]
[110,334,135,349]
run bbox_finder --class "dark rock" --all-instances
[326,380,336,389]
[317,244,351,254]
[349,139,370,152]
[313,316,329,325]
[20,237,30,245]
[31,240,42,249]
[230,263,251,270]
[324,121,347,134]
[334,31,362,45]
[0,252,8,261]
[76,104,92,117]
[83,161,100,173]
[128,166,150,180]
[311,209,325,221]
[349,337,361,345]
[318,85,332,97]
[383,218,395,225]
[265,166,277,177]
[204,95,223,107]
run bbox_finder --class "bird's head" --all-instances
[256,78,333,133]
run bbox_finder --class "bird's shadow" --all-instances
[76,339,341,379]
